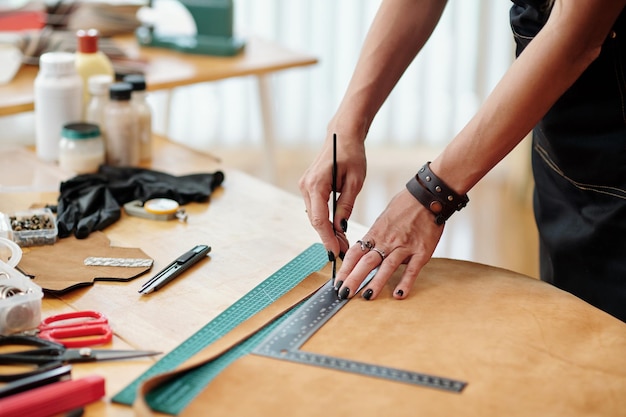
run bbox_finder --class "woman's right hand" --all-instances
[299,131,367,260]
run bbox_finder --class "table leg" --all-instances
[256,74,278,183]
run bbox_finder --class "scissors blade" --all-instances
[94,349,161,361]
[63,349,161,362]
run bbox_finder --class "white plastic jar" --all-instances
[34,52,83,162]
[85,74,113,131]
[59,122,105,174]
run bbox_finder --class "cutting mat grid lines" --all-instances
[112,243,328,412]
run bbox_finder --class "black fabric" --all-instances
[509,1,550,56]
[53,166,225,239]
[510,2,626,322]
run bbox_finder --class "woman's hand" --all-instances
[299,132,367,261]
[334,187,444,301]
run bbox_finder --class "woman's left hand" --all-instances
[334,187,445,301]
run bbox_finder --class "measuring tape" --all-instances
[253,276,467,393]
[123,199,188,222]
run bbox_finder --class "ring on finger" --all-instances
[371,247,386,261]
[356,239,374,251]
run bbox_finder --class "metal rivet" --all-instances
[425,176,431,182]
[435,186,442,193]
[447,195,454,201]
[429,201,442,214]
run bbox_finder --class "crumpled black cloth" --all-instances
[52,165,225,239]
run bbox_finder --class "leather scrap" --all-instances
[18,231,152,294]
[135,259,626,417]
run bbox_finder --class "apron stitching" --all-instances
[534,142,626,199]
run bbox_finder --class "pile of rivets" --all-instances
[9,213,54,232]
[8,211,57,246]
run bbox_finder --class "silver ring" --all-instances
[371,247,386,261]
[356,239,374,251]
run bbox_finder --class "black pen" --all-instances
[139,245,211,294]
[332,133,337,281]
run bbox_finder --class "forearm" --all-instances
[330,0,448,140]
[431,0,625,194]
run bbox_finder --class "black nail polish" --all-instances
[339,251,345,260]
[338,287,350,300]
[328,251,335,262]
[334,280,343,291]
[341,218,348,233]
[363,289,373,300]
[395,289,404,297]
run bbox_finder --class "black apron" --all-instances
[510,1,626,322]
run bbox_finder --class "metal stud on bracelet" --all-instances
[417,162,469,211]
[406,163,469,224]
[406,175,446,224]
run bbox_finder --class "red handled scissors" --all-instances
[36,311,112,348]
[0,335,160,383]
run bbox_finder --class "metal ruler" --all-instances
[252,275,467,393]
[113,243,465,415]
[112,243,328,415]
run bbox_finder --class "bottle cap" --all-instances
[88,74,113,95]
[76,29,100,54]
[109,82,133,101]
[62,123,101,140]
[123,74,147,91]
[39,52,77,77]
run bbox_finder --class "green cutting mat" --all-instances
[112,243,327,415]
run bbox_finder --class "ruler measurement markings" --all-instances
[252,277,467,393]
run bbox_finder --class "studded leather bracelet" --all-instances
[405,162,469,225]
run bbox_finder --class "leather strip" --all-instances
[135,259,626,417]
[417,162,469,211]
[134,263,333,416]
[406,175,446,224]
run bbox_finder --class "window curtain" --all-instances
[155,0,515,150]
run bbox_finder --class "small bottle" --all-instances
[85,74,113,129]
[59,122,105,174]
[104,82,139,166]
[75,29,115,110]
[34,52,83,162]
[123,74,152,162]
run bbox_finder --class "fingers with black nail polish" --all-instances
[334,280,343,291]
[339,251,345,260]
[328,251,336,262]
[338,287,350,300]
[362,288,373,300]
[340,218,348,233]
[395,289,404,297]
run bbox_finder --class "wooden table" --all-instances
[0,135,357,416]
[1,138,625,417]
[0,35,318,181]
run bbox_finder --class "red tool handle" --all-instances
[38,311,112,347]
[0,375,105,417]
[39,310,108,329]
[38,324,113,348]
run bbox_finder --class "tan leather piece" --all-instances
[19,231,152,293]
[133,263,333,417]
[138,259,626,417]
